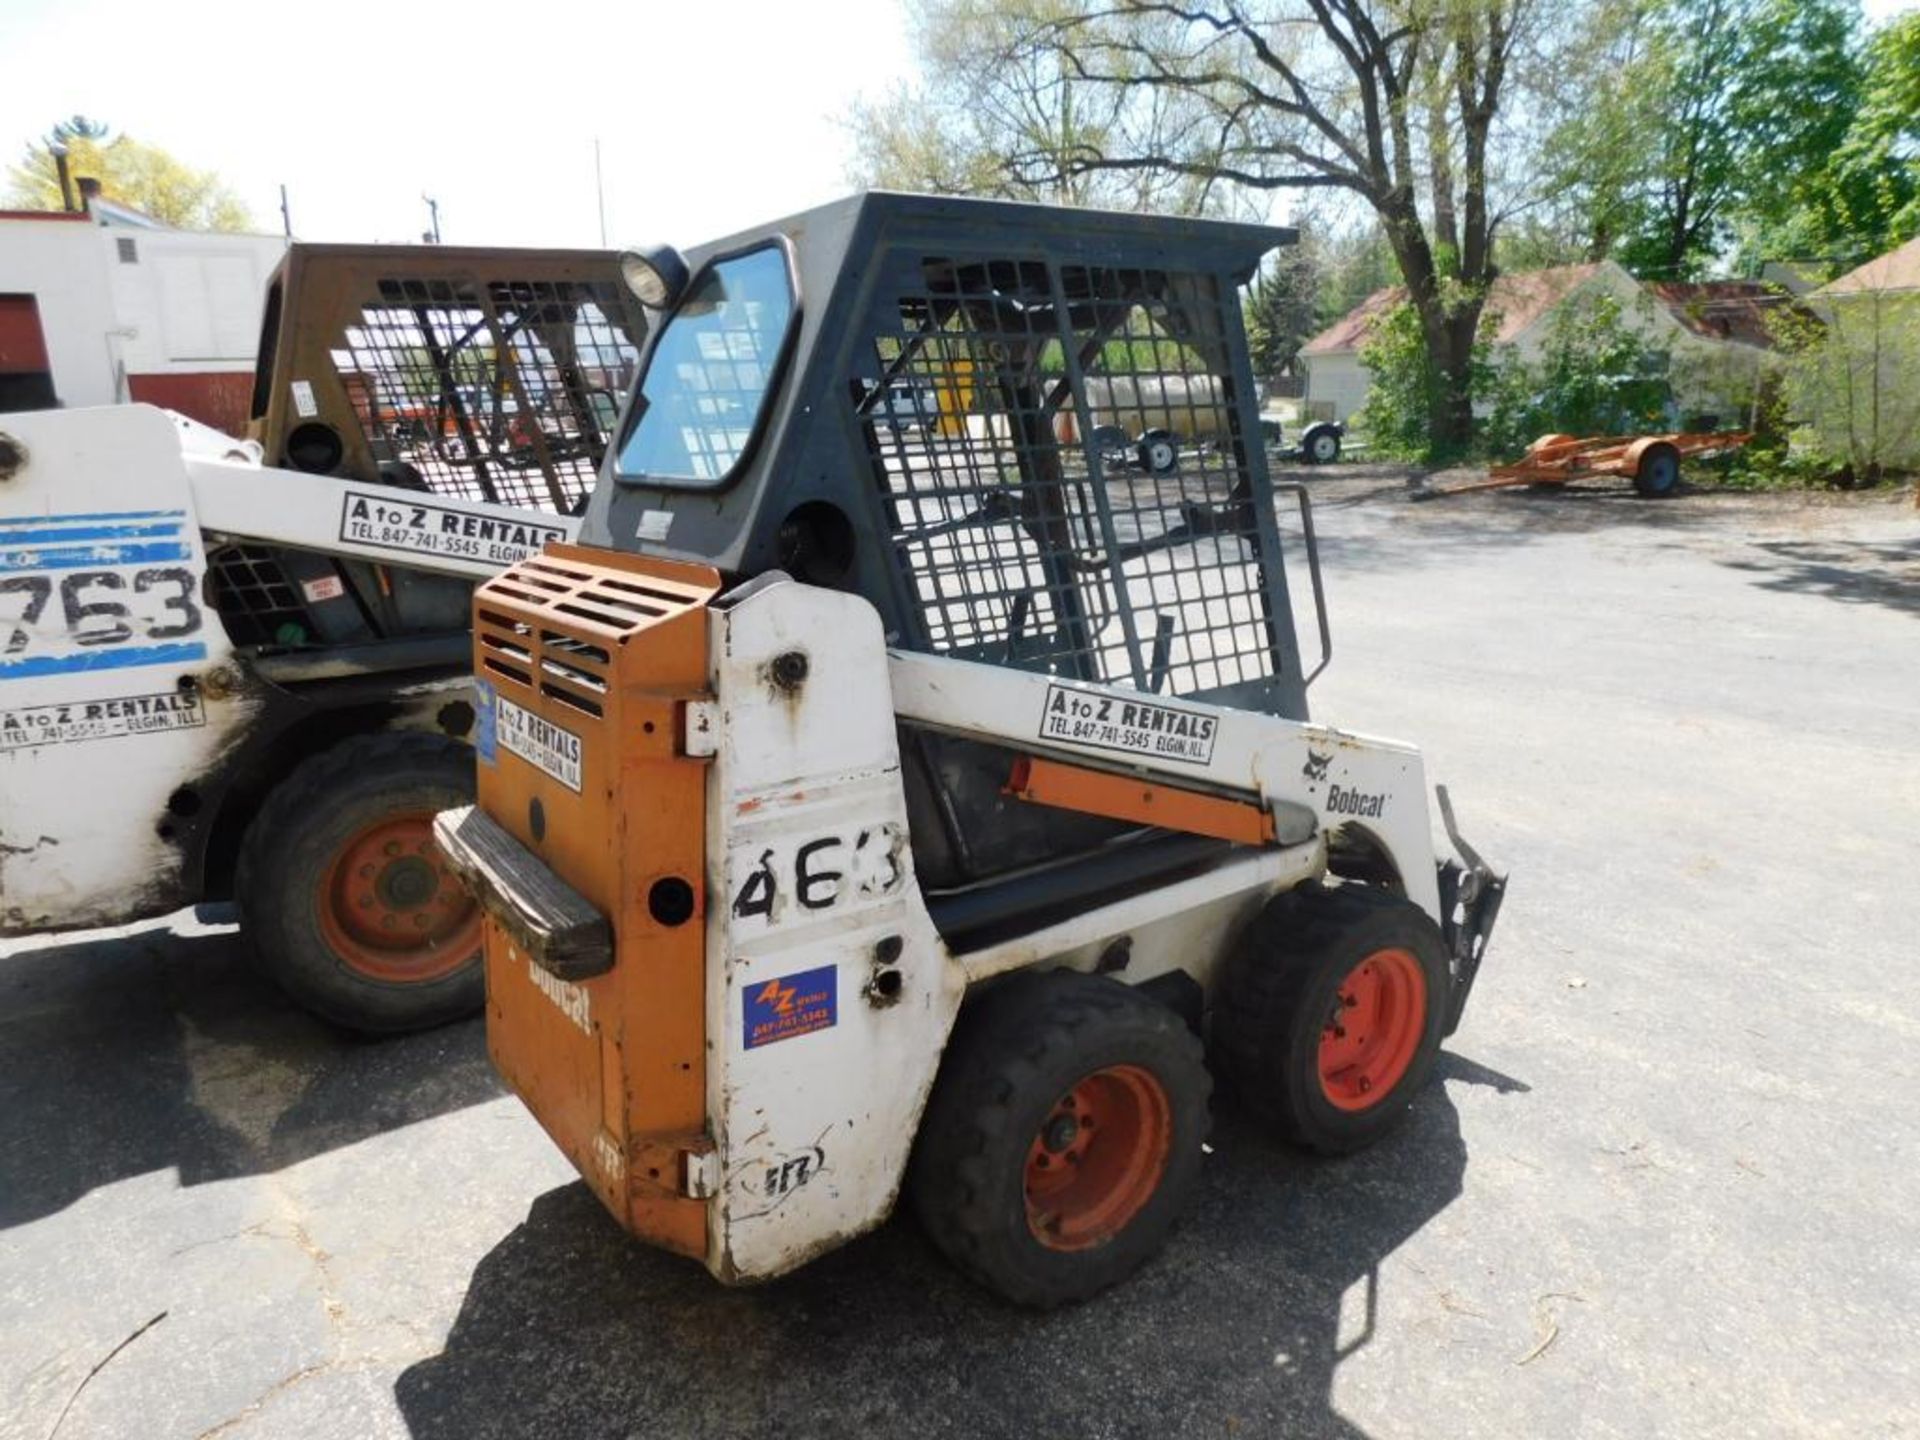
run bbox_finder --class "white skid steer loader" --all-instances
[433,194,1507,1305]
[0,244,648,1031]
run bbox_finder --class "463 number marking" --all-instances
[732,823,908,924]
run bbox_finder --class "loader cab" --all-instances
[586,192,1314,909]
[224,244,648,651]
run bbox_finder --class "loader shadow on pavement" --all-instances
[395,1053,1522,1440]
[0,916,500,1231]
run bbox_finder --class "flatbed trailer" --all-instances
[1415,430,1753,500]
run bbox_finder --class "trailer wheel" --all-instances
[909,969,1210,1307]
[1216,885,1448,1154]
[1137,429,1179,475]
[237,731,482,1034]
[1301,423,1342,464]
[1634,442,1681,498]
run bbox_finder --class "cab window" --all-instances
[615,246,793,487]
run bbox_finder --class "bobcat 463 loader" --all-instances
[435,193,1506,1306]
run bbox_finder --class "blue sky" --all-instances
[1,0,1911,250]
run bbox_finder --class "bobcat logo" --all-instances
[1302,750,1332,784]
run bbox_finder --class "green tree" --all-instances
[847,0,1248,214]
[1720,0,1880,270]
[1790,11,1920,266]
[1311,219,1401,331]
[1538,0,1883,277]
[6,117,253,231]
[1520,0,1661,263]
[1244,236,1320,379]
[1024,1,1546,451]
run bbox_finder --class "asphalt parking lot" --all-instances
[3,472,1915,1440]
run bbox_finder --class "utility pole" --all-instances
[594,138,608,248]
[279,184,293,239]
[49,142,76,213]
[422,194,442,244]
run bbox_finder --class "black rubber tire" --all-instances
[909,969,1211,1308]
[1302,423,1342,464]
[1634,442,1681,498]
[1090,423,1132,463]
[1137,429,1179,475]
[1214,885,1449,1156]
[237,730,482,1034]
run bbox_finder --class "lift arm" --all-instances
[183,451,581,580]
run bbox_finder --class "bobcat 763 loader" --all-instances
[0,244,646,1031]
[434,193,1506,1306]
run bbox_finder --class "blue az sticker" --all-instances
[473,678,497,765]
[743,964,837,1050]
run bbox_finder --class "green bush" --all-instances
[1482,293,1671,457]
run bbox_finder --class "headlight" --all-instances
[619,244,690,310]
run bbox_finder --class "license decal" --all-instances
[337,491,565,567]
[1038,683,1217,765]
[495,693,581,792]
[742,964,837,1050]
[473,679,498,765]
[0,687,205,751]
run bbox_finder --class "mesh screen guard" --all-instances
[329,276,643,513]
[853,253,1295,712]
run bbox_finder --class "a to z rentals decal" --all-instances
[493,692,582,792]
[1,688,205,751]
[338,490,565,566]
[1038,682,1218,765]
[743,964,837,1050]
[0,509,206,680]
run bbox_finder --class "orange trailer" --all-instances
[1415,431,1753,500]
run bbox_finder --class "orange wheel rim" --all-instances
[1024,1064,1172,1252]
[1318,947,1427,1112]
[315,811,480,984]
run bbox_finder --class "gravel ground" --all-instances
[2,469,1915,1440]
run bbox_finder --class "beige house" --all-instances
[1301,260,1793,427]
[1803,235,1920,472]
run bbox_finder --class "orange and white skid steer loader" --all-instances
[434,193,1506,1306]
